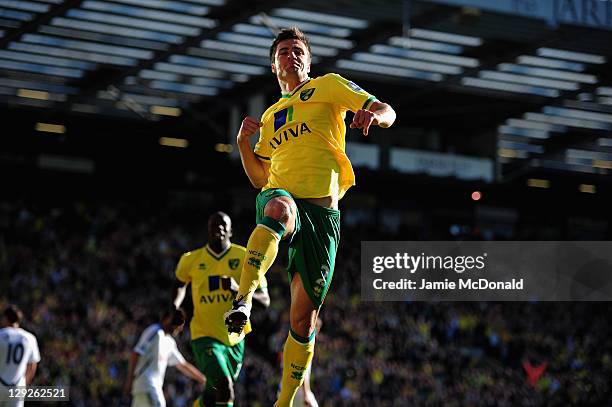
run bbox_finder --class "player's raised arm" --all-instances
[350,100,396,136]
[173,280,188,309]
[368,101,396,128]
[236,116,270,189]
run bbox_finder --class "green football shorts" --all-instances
[255,188,341,308]
[191,337,244,395]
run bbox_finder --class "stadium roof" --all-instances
[1,0,612,180]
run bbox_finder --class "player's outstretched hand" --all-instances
[350,109,378,136]
[238,116,263,142]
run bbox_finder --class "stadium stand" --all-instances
[2,190,611,406]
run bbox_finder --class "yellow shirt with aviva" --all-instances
[254,73,377,200]
[175,243,267,346]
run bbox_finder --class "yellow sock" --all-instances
[237,220,282,304]
[275,331,315,407]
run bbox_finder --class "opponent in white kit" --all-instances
[0,304,40,407]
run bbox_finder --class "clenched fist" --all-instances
[238,116,263,143]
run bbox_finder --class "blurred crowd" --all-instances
[1,195,611,406]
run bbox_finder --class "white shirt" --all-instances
[0,327,40,386]
[131,324,185,394]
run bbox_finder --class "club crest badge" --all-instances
[300,88,315,101]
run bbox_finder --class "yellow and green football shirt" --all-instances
[175,243,267,347]
[254,73,377,200]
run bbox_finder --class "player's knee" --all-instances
[215,377,234,403]
[292,316,316,339]
[264,198,294,225]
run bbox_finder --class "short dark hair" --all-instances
[208,211,229,224]
[269,27,312,63]
[162,307,186,327]
[4,304,23,325]
[172,308,186,327]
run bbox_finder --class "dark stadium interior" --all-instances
[2,0,612,405]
